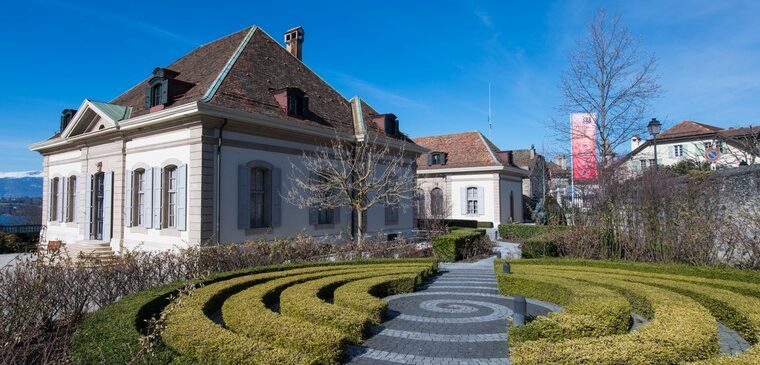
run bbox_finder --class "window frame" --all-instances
[50,177,60,222]
[249,166,271,228]
[430,187,444,216]
[466,187,478,215]
[66,176,77,222]
[150,83,163,107]
[163,165,178,229]
[133,169,146,226]
[674,144,684,157]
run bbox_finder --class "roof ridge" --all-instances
[412,130,481,140]
[200,25,258,103]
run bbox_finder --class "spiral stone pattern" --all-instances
[346,260,515,364]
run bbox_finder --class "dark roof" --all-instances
[413,131,502,169]
[657,120,723,139]
[108,26,407,138]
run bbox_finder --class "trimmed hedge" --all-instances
[498,224,566,241]
[333,274,420,324]
[432,228,486,262]
[507,264,718,364]
[279,265,432,343]
[71,259,436,365]
[496,272,631,343]
[520,231,564,258]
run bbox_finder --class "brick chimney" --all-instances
[631,135,642,151]
[284,26,304,60]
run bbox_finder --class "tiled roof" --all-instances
[413,131,502,169]
[107,26,406,138]
[658,120,723,139]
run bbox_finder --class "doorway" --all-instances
[91,172,105,240]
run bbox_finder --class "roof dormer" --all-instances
[144,67,194,112]
[271,87,309,119]
[372,113,399,137]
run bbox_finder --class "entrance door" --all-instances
[91,172,104,240]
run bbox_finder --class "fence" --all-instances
[0,225,42,234]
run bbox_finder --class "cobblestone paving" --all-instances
[345,258,513,365]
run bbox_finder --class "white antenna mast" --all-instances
[488,83,493,140]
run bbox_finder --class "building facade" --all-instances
[31,26,425,252]
[413,131,527,226]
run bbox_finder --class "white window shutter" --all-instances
[61,177,68,223]
[73,176,79,223]
[124,170,133,227]
[668,146,675,158]
[152,167,162,229]
[177,164,187,231]
[56,178,64,223]
[238,164,250,229]
[477,187,485,216]
[103,171,113,242]
[84,175,92,238]
[460,187,467,215]
[144,168,153,229]
[271,167,282,227]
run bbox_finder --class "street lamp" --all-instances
[647,118,662,171]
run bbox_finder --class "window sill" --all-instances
[129,226,148,234]
[314,223,335,230]
[246,227,274,235]
[160,228,181,237]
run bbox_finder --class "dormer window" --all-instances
[144,67,194,111]
[286,88,308,118]
[428,152,447,166]
[60,109,77,131]
[150,83,163,107]
[371,113,400,137]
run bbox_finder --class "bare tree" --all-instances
[719,125,760,166]
[285,134,416,246]
[553,7,661,163]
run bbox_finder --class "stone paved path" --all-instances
[346,258,526,365]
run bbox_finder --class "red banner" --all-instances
[571,113,598,181]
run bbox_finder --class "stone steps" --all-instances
[61,241,116,263]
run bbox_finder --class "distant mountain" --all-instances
[0,171,43,198]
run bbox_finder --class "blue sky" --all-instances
[1,0,758,171]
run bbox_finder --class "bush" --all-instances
[333,274,420,324]
[418,218,479,228]
[498,224,566,241]
[477,221,494,228]
[496,272,631,343]
[521,231,564,258]
[432,228,487,262]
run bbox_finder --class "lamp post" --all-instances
[647,118,662,171]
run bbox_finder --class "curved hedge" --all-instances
[500,259,760,364]
[496,273,631,343]
[71,259,436,365]
[333,273,420,324]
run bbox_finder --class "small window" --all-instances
[163,166,177,228]
[466,187,478,215]
[640,160,647,169]
[133,169,145,226]
[50,177,60,221]
[674,145,683,157]
[150,83,163,107]
[431,188,444,216]
[717,141,725,153]
[704,141,713,150]
[66,176,77,222]
[317,208,334,225]
[649,159,656,167]
[250,167,271,228]
[287,89,308,118]
[429,152,446,166]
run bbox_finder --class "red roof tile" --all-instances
[413,131,501,169]
[658,120,723,139]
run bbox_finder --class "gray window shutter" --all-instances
[477,187,485,216]
[238,164,250,229]
[152,167,162,229]
[124,170,133,227]
[61,177,68,223]
[103,171,113,242]
[73,176,79,223]
[177,164,187,231]
[460,187,467,215]
[263,167,272,227]
[309,208,317,225]
[144,168,153,229]
[48,179,53,221]
[271,167,282,227]
[84,175,92,238]
[56,178,64,223]
[334,207,341,224]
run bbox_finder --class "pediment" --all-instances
[61,99,131,139]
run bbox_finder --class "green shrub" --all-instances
[432,228,486,262]
[333,274,420,324]
[508,264,719,365]
[477,221,494,228]
[498,224,566,241]
[521,231,564,258]
[496,273,631,343]
[71,259,436,365]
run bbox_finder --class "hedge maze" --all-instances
[497,259,760,365]
[71,259,436,365]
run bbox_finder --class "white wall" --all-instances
[45,158,82,244]
[448,173,497,225]
[630,138,747,172]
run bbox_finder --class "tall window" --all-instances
[466,187,478,214]
[134,169,145,226]
[150,83,163,107]
[163,166,177,228]
[674,145,684,157]
[250,167,270,228]
[66,176,77,222]
[317,208,334,225]
[415,189,425,217]
[385,203,399,225]
[50,177,60,221]
[430,188,444,216]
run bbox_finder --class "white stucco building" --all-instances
[413,131,527,227]
[30,26,425,253]
[623,120,760,173]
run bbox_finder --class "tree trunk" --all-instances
[355,209,364,247]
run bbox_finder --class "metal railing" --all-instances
[0,224,43,234]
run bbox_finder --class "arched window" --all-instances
[133,169,146,226]
[163,165,178,228]
[250,167,271,228]
[415,188,425,218]
[466,187,478,214]
[430,187,444,217]
[66,176,77,222]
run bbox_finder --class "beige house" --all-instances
[413,131,527,227]
[30,26,425,252]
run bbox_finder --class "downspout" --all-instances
[215,119,228,245]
